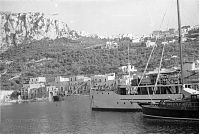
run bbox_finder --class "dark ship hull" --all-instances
[142,104,199,121]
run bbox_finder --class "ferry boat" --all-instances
[90,34,185,111]
[90,69,183,111]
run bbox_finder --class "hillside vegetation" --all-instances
[1,37,199,91]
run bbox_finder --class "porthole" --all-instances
[124,102,125,104]
[130,102,133,104]
[117,102,119,104]
[102,93,103,94]
[108,93,109,94]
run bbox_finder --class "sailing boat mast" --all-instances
[128,43,130,64]
[177,0,184,86]
[127,43,130,76]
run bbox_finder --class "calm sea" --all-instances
[1,95,199,134]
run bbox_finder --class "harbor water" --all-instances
[1,95,199,134]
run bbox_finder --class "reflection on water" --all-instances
[1,95,199,134]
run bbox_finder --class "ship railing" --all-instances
[91,87,107,91]
[91,85,117,91]
[131,84,182,88]
[158,101,199,110]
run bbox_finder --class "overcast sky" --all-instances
[1,0,199,36]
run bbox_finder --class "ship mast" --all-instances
[127,43,130,76]
[177,0,184,86]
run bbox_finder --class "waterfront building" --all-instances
[21,77,47,100]
[69,75,91,94]
[46,86,59,96]
[54,76,70,95]
[46,86,59,101]
[21,83,46,99]
[91,73,117,90]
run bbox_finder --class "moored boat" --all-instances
[142,93,199,121]
[90,43,184,111]
[140,0,199,121]
[90,83,183,111]
[53,95,60,101]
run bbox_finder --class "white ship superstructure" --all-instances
[90,63,183,111]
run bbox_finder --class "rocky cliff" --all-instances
[0,12,75,52]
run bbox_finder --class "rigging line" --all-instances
[154,14,170,94]
[138,0,170,84]
[136,1,171,102]
[136,0,170,94]
[128,43,130,63]
[158,0,171,30]
[154,40,166,93]
[136,37,158,91]
[136,45,154,102]
[136,43,156,88]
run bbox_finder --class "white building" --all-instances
[46,86,59,96]
[118,75,134,86]
[21,77,47,99]
[119,63,137,73]
[146,40,157,47]
[183,61,199,84]
[69,75,91,94]
[132,38,141,43]
[83,76,91,82]
[183,61,199,71]
[105,41,118,49]
[55,76,69,83]
[161,41,168,45]
[29,77,46,84]
[21,82,46,100]
[46,86,59,101]
[91,73,115,81]
[168,39,176,43]
[54,76,70,95]
[91,73,117,90]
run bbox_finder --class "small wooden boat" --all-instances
[53,96,60,101]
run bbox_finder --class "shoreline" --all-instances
[1,94,89,106]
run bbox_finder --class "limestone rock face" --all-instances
[0,12,74,52]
